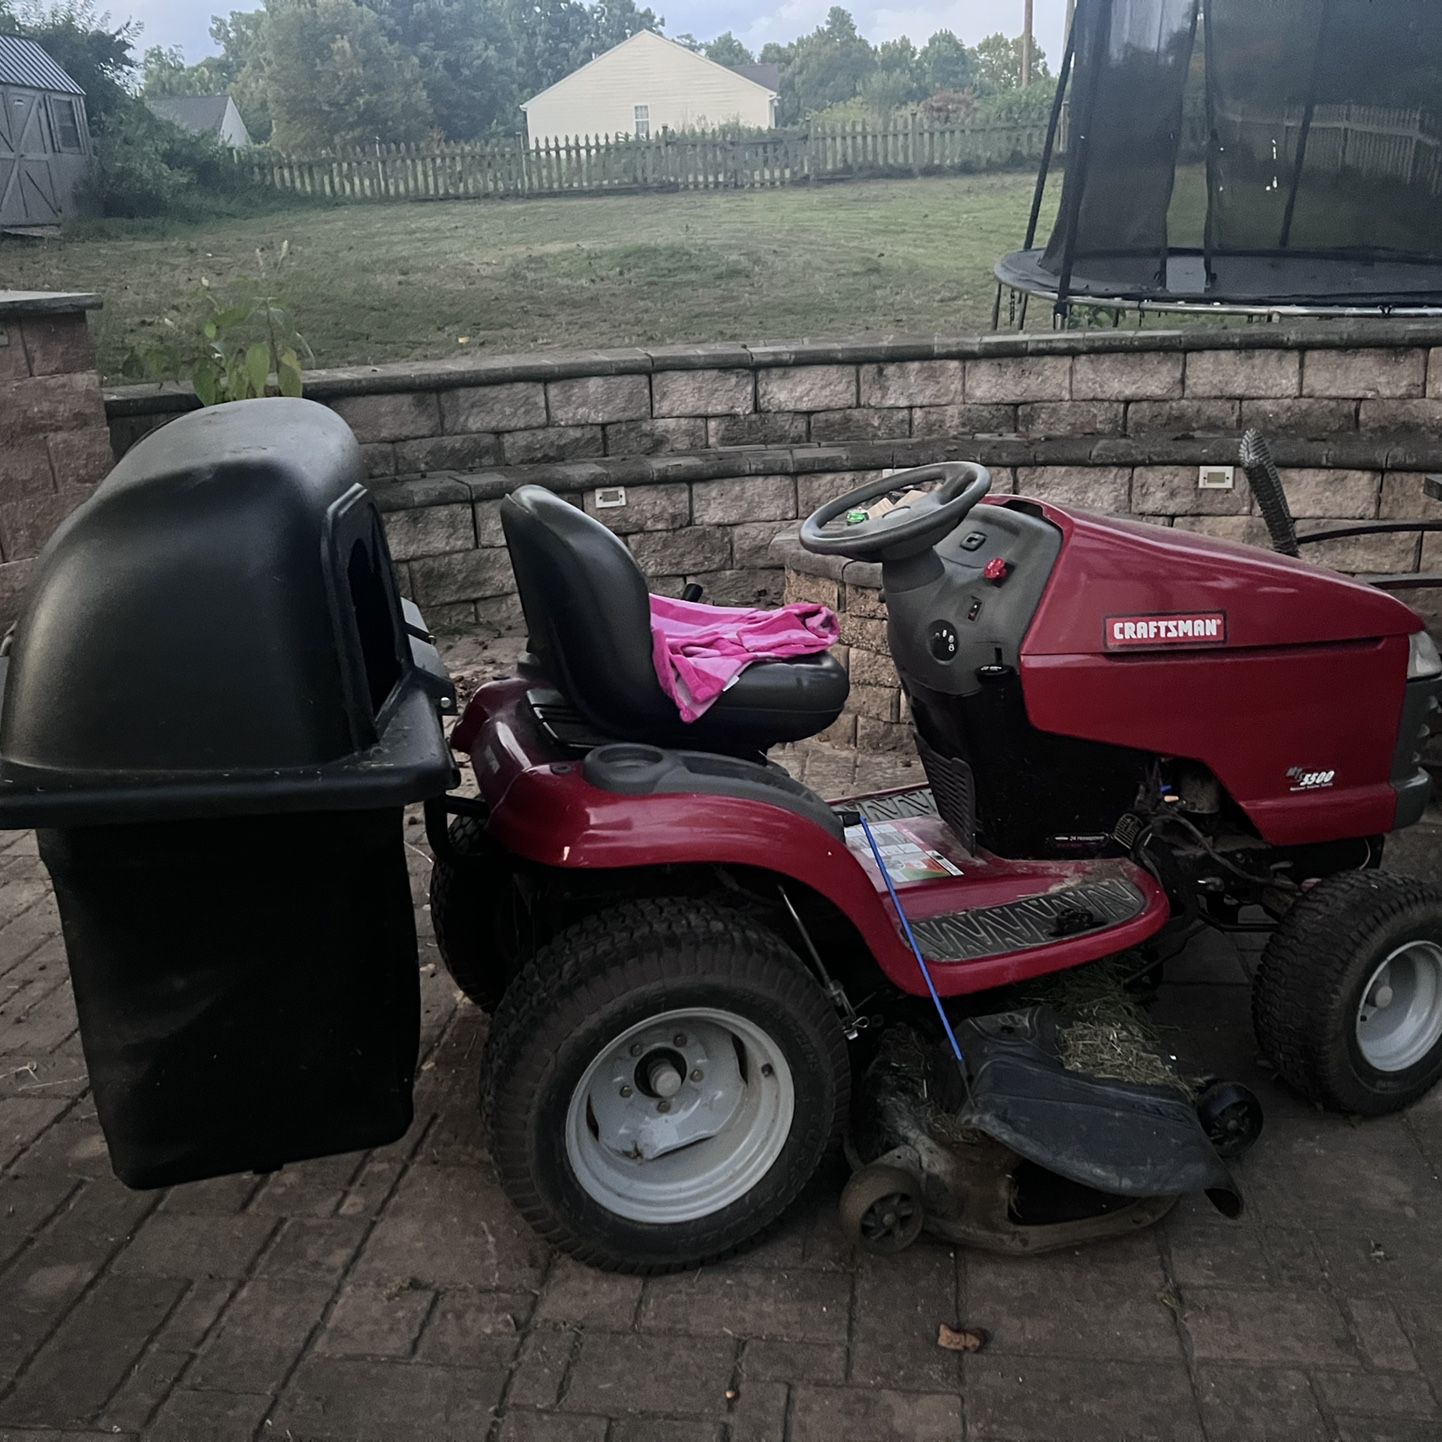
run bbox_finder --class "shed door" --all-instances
[0,89,60,226]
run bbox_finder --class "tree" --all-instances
[973,31,1048,94]
[857,35,923,111]
[918,30,974,95]
[14,1,136,124]
[704,31,753,67]
[362,0,517,139]
[778,7,876,122]
[586,0,660,55]
[265,0,432,151]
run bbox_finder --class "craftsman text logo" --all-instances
[1105,611,1227,649]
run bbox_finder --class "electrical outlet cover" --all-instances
[1198,465,1235,491]
[594,486,627,509]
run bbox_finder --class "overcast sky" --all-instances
[116,0,1068,68]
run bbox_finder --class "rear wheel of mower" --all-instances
[1253,871,1442,1115]
[429,814,518,1012]
[480,897,849,1273]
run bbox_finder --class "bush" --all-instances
[975,80,1056,126]
[87,99,285,220]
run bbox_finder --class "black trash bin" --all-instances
[0,398,459,1188]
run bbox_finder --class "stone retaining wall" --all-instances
[98,320,1442,636]
[0,292,113,626]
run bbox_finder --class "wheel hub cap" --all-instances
[1355,940,1442,1072]
[565,1008,795,1224]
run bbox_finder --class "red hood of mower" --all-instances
[1018,503,1420,657]
[1011,500,1423,847]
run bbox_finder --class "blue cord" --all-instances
[858,813,968,1069]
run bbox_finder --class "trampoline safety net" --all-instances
[1004,0,1442,312]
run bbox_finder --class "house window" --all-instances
[48,96,83,153]
[633,104,650,140]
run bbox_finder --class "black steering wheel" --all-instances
[798,462,992,560]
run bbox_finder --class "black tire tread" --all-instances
[429,814,505,1009]
[1253,870,1442,1114]
[480,895,849,1274]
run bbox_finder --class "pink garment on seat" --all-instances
[648,593,839,723]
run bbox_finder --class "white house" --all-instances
[146,94,252,148]
[521,31,779,145]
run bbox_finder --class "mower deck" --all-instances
[836,784,1165,972]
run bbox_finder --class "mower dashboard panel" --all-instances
[885,503,1063,697]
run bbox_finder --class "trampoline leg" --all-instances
[991,281,1003,330]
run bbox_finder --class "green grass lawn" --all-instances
[1,172,1059,381]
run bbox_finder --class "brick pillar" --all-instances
[0,291,113,628]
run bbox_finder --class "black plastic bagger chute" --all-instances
[0,399,457,1188]
[996,0,1442,320]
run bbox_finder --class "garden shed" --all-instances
[0,33,90,231]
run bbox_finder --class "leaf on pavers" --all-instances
[1156,1286,1183,1317]
[937,1323,989,1352]
[1370,1240,1390,1263]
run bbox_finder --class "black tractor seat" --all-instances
[499,485,849,753]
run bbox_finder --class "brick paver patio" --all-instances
[3,651,1442,1440]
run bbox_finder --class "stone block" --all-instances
[847,646,898,688]
[1127,398,1240,435]
[0,486,89,562]
[706,412,808,447]
[423,601,477,633]
[358,442,397,479]
[692,475,796,523]
[821,712,857,745]
[732,519,796,568]
[840,612,887,651]
[1238,397,1357,434]
[1380,472,1442,520]
[1017,400,1124,436]
[784,570,839,609]
[583,482,690,534]
[652,368,754,417]
[966,355,1071,403]
[850,682,900,722]
[855,715,912,752]
[0,557,35,627]
[547,373,650,425]
[911,402,1017,436]
[843,582,887,617]
[0,436,55,499]
[409,546,514,604]
[604,417,707,454]
[1133,464,1249,515]
[383,503,475,561]
[757,365,856,412]
[329,390,441,443]
[859,359,963,408]
[19,313,95,377]
[1016,465,1130,513]
[474,498,506,545]
[566,1332,735,1417]
[797,471,883,516]
[809,408,911,443]
[1072,350,1183,400]
[789,1384,960,1442]
[1359,398,1442,431]
[0,370,107,442]
[1303,347,1426,399]
[395,433,502,474]
[1272,468,1379,520]
[439,381,547,433]
[1181,1288,1358,1366]
[689,567,782,607]
[628,525,731,575]
[474,593,525,633]
[0,319,29,379]
[1186,349,1300,398]
[501,426,604,464]
[1429,348,1442,398]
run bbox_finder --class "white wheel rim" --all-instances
[564,1007,795,1224]
[1355,940,1442,1073]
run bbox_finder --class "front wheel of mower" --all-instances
[1253,871,1442,1115]
[480,897,849,1273]
[429,814,518,1012]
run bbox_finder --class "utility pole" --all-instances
[1021,0,1035,87]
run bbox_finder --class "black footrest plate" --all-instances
[853,788,938,823]
[912,875,1148,963]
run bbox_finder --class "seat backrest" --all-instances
[500,485,676,737]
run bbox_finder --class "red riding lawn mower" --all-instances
[4,402,1440,1274]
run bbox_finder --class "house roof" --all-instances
[0,34,85,95]
[731,62,781,92]
[146,94,234,137]
[521,30,780,109]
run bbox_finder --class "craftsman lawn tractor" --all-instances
[3,400,1439,1277]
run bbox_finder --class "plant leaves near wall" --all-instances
[244,343,272,397]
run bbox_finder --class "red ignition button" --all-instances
[983,557,1010,584]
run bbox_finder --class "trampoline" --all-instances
[996,0,1442,324]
